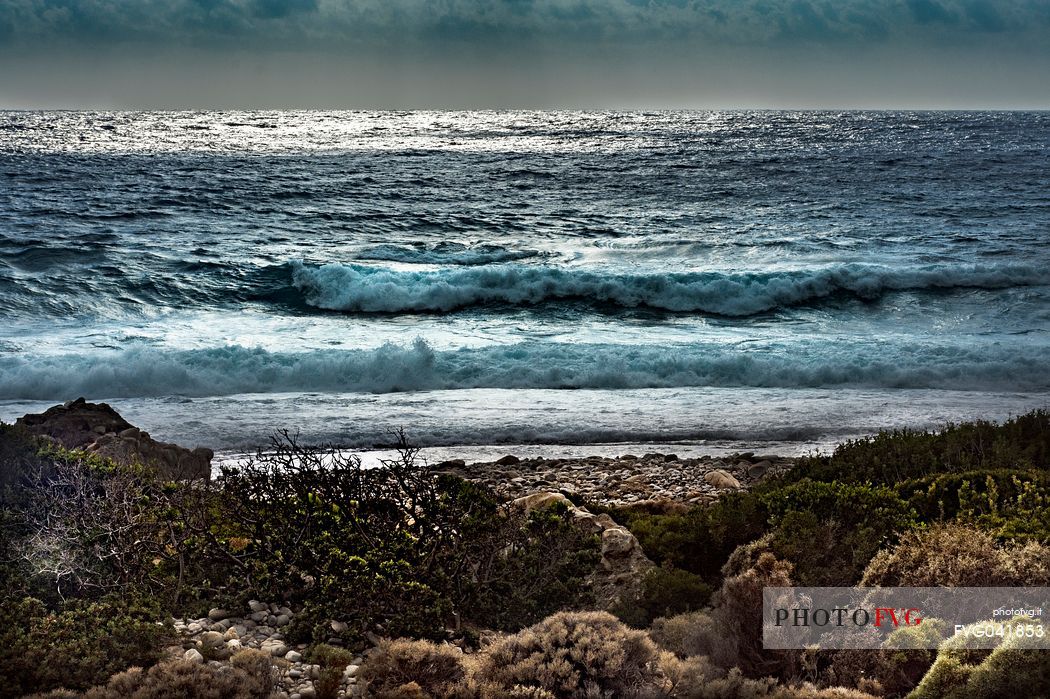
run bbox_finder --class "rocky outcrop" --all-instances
[511,491,654,609]
[16,398,212,480]
[16,398,133,448]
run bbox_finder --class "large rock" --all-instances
[511,490,653,608]
[16,398,212,480]
[511,491,572,511]
[704,469,742,490]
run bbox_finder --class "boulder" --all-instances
[747,460,772,479]
[704,469,742,490]
[510,491,572,512]
[208,608,231,622]
[601,527,636,558]
[495,454,521,466]
[260,639,289,657]
[16,398,212,480]
[199,631,225,649]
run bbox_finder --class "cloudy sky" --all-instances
[2,0,1049,108]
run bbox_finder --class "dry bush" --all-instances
[861,524,1050,587]
[664,665,877,699]
[373,682,428,699]
[706,552,795,676]
[649,611,720,659]
[228,648,283,695]
[472,610,667,698]
[360,638,466,698]
[29,653,280,698]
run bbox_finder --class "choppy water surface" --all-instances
[1,111,1048,453]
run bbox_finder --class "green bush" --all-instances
[613,566,713,628]
[910,623,1050,698]
[897,470,1050,541]
[762,480,918,586]
[615,479,915,589]
[611,490,770,581]
[788,410,1050,486]
[0,596,169,696]
[214,435,599,644]
[462,500,600,632]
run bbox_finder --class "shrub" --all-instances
[10,442,225,610]
[761,480,917,586]
[788,410,1050,485]
[861,524,1050,587]
[0,423,47,496]
[705,552,795,677]
[228,648,284,695]
[654,658,878,699]
[897,470,1050,541]
[30,652,280,698]
[613,566,713,628]
[910,623,1050,698]
[306,643,357,699]
[462,500,600,631]
[0,595,169,696]
[650,611,721,659]
[360,638,466,698]
[472,611,667,698]
[616,479,914,592]
[823,624,943,698]
[617,491,769,580]
[214,433,599,644]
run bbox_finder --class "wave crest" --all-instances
[2,339,1046,400]
[288,261,1047,315]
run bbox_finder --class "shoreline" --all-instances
[432,450,795,506]
[217,443,800,506]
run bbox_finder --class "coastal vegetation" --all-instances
[0,410,1048,697]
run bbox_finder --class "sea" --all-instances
[1,110,1048,461]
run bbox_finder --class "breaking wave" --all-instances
[288,261,1047,315]
[2,339,1046,400]
[355,243,545,266]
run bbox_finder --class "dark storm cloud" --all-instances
[1,0,1048,108]
[2,0,1048,47]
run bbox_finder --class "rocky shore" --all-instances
[436,451,794,506]
[6,400,803,696]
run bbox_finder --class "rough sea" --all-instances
[1,110,1048,459]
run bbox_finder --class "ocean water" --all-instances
[1,110,1048,458]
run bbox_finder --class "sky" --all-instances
[1,0,1049,109]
